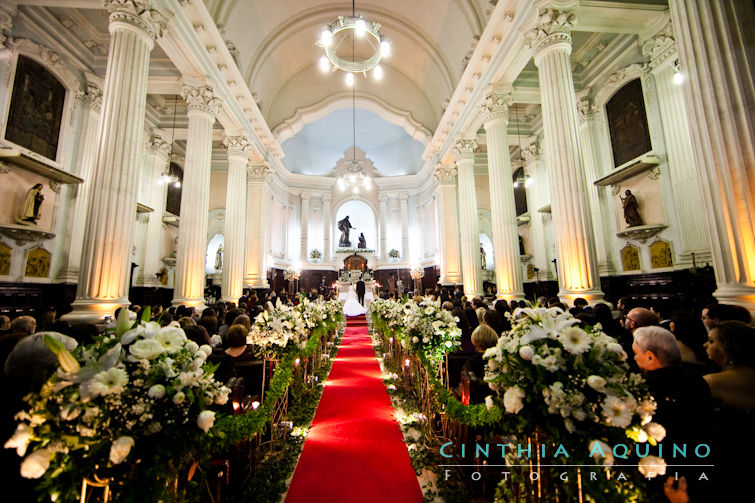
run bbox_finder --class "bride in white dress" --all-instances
[342,284,367,317]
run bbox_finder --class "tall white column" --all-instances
[221,134,251,303]
[300,192,310,261]
[576,94,615,276]
[481,90,524,300]
[134,133,170,287]
[669,0,755,311]
[399,193,409,261]
[244,163,271,289]
[322,194,332,262]
[642,27,712,268]
[454,138,482,296]
[64,1,169,324]
[525,6,604,303]
[378,195,388,261]
[60,83,102,283]
[522,141,552,280]
[172,84,220,307]
[434,164,462,285]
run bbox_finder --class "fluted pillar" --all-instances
[454,138,482,296]
[525,6,604,303]
[134,133,170,287]
[522,141,553,279]
[64,1,169,323]
[642,26,712,269]
[399,193,409,261]
[322,194,332,262]
[244,163,271,289]
[221,134,251,303]
[576,94,615,276]
[434,164,462,285]
[300,192,310,261]
[669,0,755,311]
[378,195,388,261]
[481,90,524,300]
[60,83,103,283]
[172,84,220,307]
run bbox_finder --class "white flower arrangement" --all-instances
[5,308,229,498]
[247,298,308,357]
[409,267,425,280]
[283,268,301,281]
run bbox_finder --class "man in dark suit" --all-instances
[356,279,366,306]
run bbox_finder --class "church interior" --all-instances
[0,0,753,501]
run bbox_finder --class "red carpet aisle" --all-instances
[284,315,423,503]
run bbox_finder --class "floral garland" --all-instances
[6,308,229,501]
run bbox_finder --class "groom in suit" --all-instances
[356,279,366,306]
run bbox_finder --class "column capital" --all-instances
[105,0,170,42]
[75,82,103,112]
[454,138,478,161]
[223,134,251,159]
[378,194,388,204]
[434,163,458,185]
[521,142,543,164]
[181,84,220,117]
[576,96,599,124]
[642,21,676,71]
[300,192,311,202]
[146,133,171,160]
[524,8,576,55]
[323,193,332,204]
[398,192,409,202]
[246,162,270,184]
[480,91,513,126]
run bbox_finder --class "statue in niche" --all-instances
[519,235,526,255]
[337,216,355,247]
[358,233,367,249]
[620,190,643,228]
[480,244,486,269]
[17,183,44,225]
[215,244,223,271]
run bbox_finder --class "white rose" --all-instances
[109,436,134,464]
[173,391,186,404]
[636,429,649,443]
[638,456,666,478]
[422,337,430,343]
[587,375,607,391]
[130,338,164,360]
[485,395,495,410]
[5,423,33,456]
[644,422,666,443]
[412,336,420,344]
[198,344,213,357]
[185,341,199,354]
[214,387,230,405]
[20,448,53,479]
[178,371,195,388]
[191,357,205,371]
[197,410,216,433]
[519,346,535,360]
[445,340,453,348]
[487,358,498,371]
[503,386,525,414]
[148,384,166,399]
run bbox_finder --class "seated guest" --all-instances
[0,316,37,371]
[670,309,712,374]
[569,297,588,316]
[178,316,196,328]
[0,315,11,336]
[219,308,243,339]
[184,325,212,347]
[452,307,474,354]
[482,310,503,336]
[197,315,218,337]
[158,312,174,327]
[462,325,499,405]
[151,304,164,320]
[494,300,512,332]
[592,303,627,341]
[701,303,752,331]
[703,320,755,500]
[211,324,255,384]
[232,314,251,332]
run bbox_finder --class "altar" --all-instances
[337,279,376,304]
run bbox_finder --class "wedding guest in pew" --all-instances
[461,324,499,405]
[211,324,256,385]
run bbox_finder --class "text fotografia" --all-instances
[439,441,711,461]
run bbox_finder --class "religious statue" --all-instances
[519,235,525,255]
[479,244,486,269]
[358,233,367,249]
[337,215,355,247]
[17,183,44,225]
[215,244,223,271]
[620,189,643,228]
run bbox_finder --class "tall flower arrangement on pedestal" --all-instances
[402,300,461,365]
[5,309,229,502]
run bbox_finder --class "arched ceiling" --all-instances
[207,0,491,144]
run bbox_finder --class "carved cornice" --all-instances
[4,38,79,91]
[480,92,513,126]
[223,135,251,159]
[524,9,576,55]
[521,142,543,165]
[454,138,478,161]
[104,0,170,41]
[180,85,220,117]
[0,4,16,46]
[75,82,103,112]
[246,162,271,184]
[642,21,676,70]
[434,163,458,186]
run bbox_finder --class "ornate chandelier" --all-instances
[316,0,391,85]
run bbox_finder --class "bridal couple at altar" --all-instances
[342,282,367,317]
